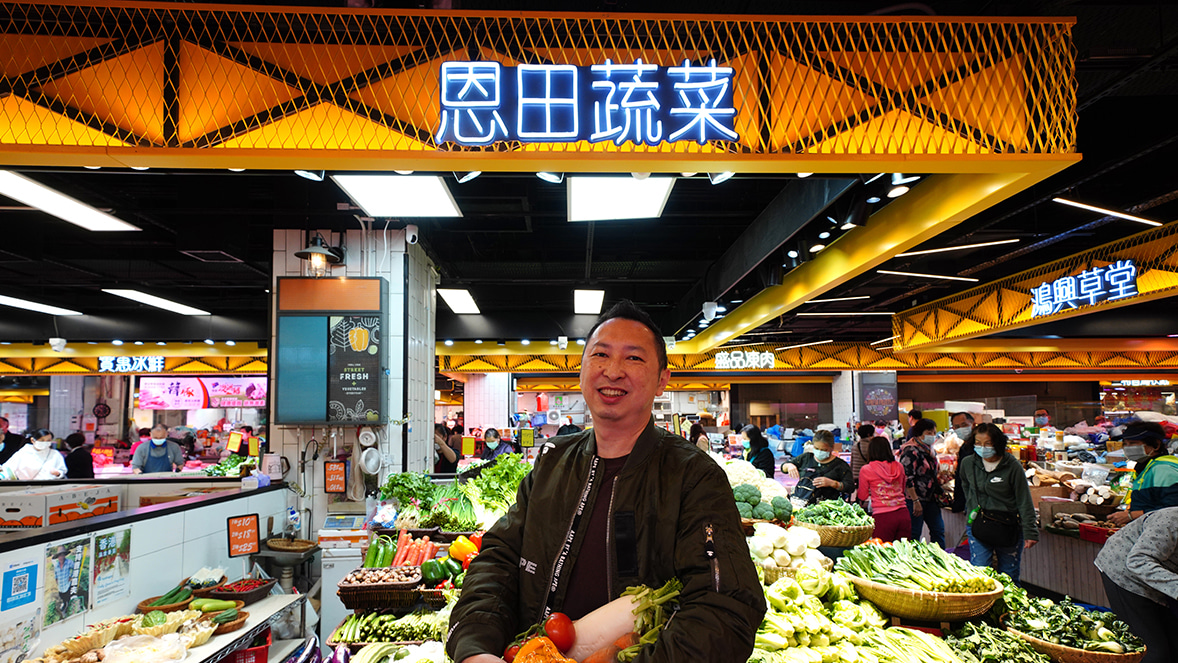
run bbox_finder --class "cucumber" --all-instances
[190,598,212,609]
[151,583,186,606]
[210,608,239,625]
[173,587,192,603]
[199,599,238,613]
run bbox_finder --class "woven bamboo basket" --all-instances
[206,610,249,636]
[846,575,1002,621]
[338,578,422,612]
[136,594,193,614]
[325,613,423,655]
[266,537,315,553]
[794,521,874,547]
[763,556,833,585]
[1007,628,1146,663]
[208,578,276,606]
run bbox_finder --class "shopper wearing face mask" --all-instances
[783,429,853,504]
[900,418,946,548]
[741,425,776,479]
[2,429,66,480]
[1033,408,1051,429]
[479,427,515,461]
[1108,421,1178,527]
[959,423,1037,581]
[131,424,184,474]
[949,411,976,513]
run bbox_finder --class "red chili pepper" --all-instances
[222,579,268,592]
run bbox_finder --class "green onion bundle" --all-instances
[835,540,997,594]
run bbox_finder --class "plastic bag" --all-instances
[103,634,186,662]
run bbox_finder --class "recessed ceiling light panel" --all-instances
[574,289,605,315]
[102,289,210,315]
[437,288,480,314]
[332,175,463,217]
[0,171,140,232]
[567,177,675,222]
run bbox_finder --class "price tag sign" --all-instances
[248,436,260,456]
[462,436,475,456]
[92,447,115,462]
[227,431,243,453]
[324,461,347,493]
[520,428,534,448]
[672,413,682,437]
[227,514,259,557]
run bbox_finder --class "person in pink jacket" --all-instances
[857,436,909,542]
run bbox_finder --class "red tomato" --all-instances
[504,644,520,662]
[544,613,575,653]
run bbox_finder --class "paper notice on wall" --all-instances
[92,528,131,608]
[44,536,90,627]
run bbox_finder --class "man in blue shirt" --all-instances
[53,548,75,616]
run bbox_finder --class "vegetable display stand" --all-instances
[763,556,832,585]
[795,521,874,548]
[324,614,423,654]
[136,595,194,613]
[846,575,1003,621]
[186,575,229,598]
[338,581,422,612]
[209,579,277,606]
[1007,627,1146,663]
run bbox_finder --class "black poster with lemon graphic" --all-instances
[328,315,382,423]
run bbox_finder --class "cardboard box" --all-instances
[138,487,237,507]
[1029,485,1071,508]
[0,484,123,529]
[1040,500,1089,524]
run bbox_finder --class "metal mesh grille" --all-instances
[895,222,1178,351]
[0,4,1076,157]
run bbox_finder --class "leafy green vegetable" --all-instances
[946,622,1050,663]
[793,499,873,527]
[835,539,996,594]
[419,482,478,531]
[458,453,531,516]
[379,471,436,508]
[1005,591,1143,653]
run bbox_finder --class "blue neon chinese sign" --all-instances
[436,59,738,146]
[1030,259,1139,318]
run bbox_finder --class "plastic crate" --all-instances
[227,626,271,663]
[1078,522,1118,544]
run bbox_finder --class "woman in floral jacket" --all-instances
[900,418,945,548]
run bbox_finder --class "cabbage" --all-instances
[753,521,789,549]
[748,536,774,560]
[795,564,831,598]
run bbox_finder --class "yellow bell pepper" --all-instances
[449,535,479,563]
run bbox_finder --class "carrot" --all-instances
[404,540,421,567]
[613,632,639,650]
[416,537,431,565]
[392,538,410,566]
[396,529,411,555]
[579,645,620,663]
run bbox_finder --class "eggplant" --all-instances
[330,644,350,663]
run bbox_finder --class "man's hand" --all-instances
[911,501,923,517]
[785,463,799,479]
[461,656,507,663]
[1108,510,1133,527]
[1024,539,1038,550]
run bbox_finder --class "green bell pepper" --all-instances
[441,556,464,579]
[420,559,448,585]
[454,571,465,588]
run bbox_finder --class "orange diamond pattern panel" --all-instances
[0,5,1075,157]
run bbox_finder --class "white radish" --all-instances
[566,595,641,662]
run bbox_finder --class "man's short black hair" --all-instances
[911,418,937,437]
[950,412,975,425]
[65,433,86,449]
[909,409,923,420]
[585,299,668,372]
[857,423,875,439]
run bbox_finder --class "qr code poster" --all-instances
[44,536,90,627]
[0,557,38,613]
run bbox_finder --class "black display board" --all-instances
[328,315,383,422]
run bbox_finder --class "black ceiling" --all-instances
[1,0,1177,347]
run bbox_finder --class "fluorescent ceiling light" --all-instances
[0,171,140,232]
[0,294,82,316]
[896,239,1021,257]
[795,312,894,316]
[871,335,898,345]
[102,289,210,315]
[1052,197,1162,227]
[775,339,833,351]
[567,177,675,222]
[574,289,605,315]
[877,269,980,283]
[332,175,462,217]
[437,288,480,314]
[806,295,871,304]
[294,169,324,181]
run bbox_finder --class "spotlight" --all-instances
[810,244,826,253]
[819,231,830,239]
[520,339,530,345]
[112,340,123,345]
[204,339,215,345]
[631,172,650,180]
[537,172,565,184]
[225,340,236,346]
[702,301,718,321]
[453,171,481,183]
[394,170,414,175]
[887,185,909,199]
[708,172,735,185]
[866,196,882,204]
[888,173,919,198]
[444,339,454,346]
[295,170,325,182]
[797,172,813,178]
[787,250,799,259]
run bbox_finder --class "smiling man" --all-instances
[448,300,765,663]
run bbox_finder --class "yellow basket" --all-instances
[763,556,833,585]
[1007,628,1145,663]
[846,575,1002,621]
[794,521,875,548]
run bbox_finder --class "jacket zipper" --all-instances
[605,475,621,594]
[538,457,599,621]
[704,523,720,592]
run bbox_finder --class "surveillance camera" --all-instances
[702,301,718,321]
[557,336,568,350]
[405,224,419,245]
[49,338,66,352]
[663,336,676,351]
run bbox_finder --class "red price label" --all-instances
[227,514,259,557]
[92,447,115,461]
[325,461,346,494]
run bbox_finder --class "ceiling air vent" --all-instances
[180,250,243,263]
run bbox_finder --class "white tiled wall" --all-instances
[3,489,286,659]
[831,371,855,437]
[464,373,512,433]
[48,376,85,438]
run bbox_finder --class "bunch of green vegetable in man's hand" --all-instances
[793,500,873,527]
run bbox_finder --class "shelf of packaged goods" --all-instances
[187,593,306,663]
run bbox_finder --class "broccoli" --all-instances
[733,483,762,505]
[771,496,793,521]
[752,501,775,520]
[736,501,754,518]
